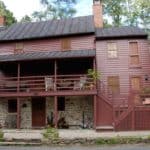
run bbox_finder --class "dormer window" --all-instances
[61,38,71,51]
[14,43,24,54]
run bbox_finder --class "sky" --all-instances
[2,0,92,21]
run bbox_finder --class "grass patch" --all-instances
[96,136,143,145]
[0,130,4,142]
[43,127,59,140]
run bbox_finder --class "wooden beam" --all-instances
[0,90,97,98]
[54,96,58,128]
[17,63,21,129]
[17,98,21,129]
[17,63,20,92]
[54,60,57,91]
[93,95,97,129]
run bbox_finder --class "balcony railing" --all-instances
[0,75,96,93]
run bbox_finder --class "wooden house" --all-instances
[0,0,149,131]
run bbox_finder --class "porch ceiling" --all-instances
[0,50,95,62]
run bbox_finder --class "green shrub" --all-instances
[43,127,59,140]
[0,130,4,142]
[96,136,142,145]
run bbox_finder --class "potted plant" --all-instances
[87,69,100,89]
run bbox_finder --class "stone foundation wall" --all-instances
[46,96,93,128]
[0,99,8,127]
[21,99,32,129]
[0,96,93,129]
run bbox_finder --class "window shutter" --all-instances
[130,42,138,55]
[131,77,141,91]
[61,39,71,51]
[14,43,24,54]
[108,76,120,93]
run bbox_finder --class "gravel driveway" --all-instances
[0,144,150,150]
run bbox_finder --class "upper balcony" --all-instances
[0,74,97,97]
[0,58,97,97]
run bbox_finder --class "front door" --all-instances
[32,98,46,127]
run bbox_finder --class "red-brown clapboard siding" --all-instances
[96,39,150,106]
[0,35,95,54]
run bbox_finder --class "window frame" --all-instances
[107,42,118,59]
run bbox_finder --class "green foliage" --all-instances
[140,87,150,95]
[96,136,142,145]
[0,1,17,26]
[20,15,32,23]
[43,127,59,140]
[0,130,4,142]
[103,0,150,36]
[87,69,100,81]
[32,0,77,21]
[103,0,124,27]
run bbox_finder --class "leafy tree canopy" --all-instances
[0,0,17,26]
[32,0,77,21]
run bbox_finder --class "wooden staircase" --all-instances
[96,80,135,131]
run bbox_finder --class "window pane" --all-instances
[108,50,118,58]
[107,42,118,58]
[130,56,139,65]
[131,77,140,91]
[129,42,138,55]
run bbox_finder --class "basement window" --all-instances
[58,97,65,111]
[8,99,17,113]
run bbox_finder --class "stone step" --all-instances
[96,125,114,132]
[3,130,43,142]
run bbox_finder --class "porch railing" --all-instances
[0,74,96,93]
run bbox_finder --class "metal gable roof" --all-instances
[0,16,95,41]
[96,26,147,39]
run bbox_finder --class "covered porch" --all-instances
[0,50,97,129]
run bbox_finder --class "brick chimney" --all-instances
[93,0,103,28]
[0,16,5,26]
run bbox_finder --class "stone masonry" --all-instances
[0,96,93,129]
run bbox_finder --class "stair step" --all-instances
[96,126,114,131]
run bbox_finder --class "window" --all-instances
[14,43,24,54]
[107,42,118,58]
[58,97,65,111]
[108,76,120,93]
[61,38,71,51]
[129,42,140,65]
[131,77,141,91]
[8,100,17,113]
